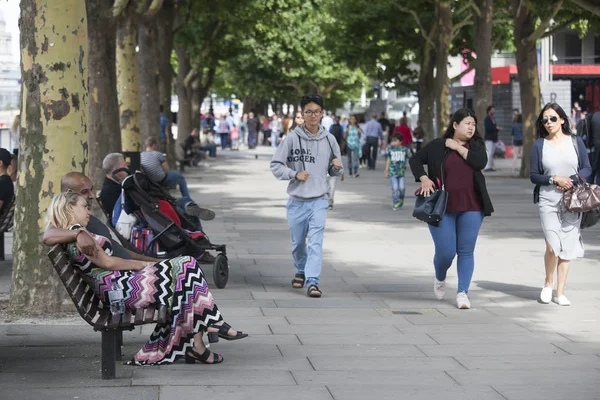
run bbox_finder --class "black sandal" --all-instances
[292,273,305,289]
[207,322,248,343]
[185,348,223,364]
[307,285,322,298]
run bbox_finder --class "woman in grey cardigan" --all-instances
[530,103,591,306]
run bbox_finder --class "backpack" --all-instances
[329,124,343,144]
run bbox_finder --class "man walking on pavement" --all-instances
[364,113,383,170]
[484,105,501,172]
[270,95,344,298]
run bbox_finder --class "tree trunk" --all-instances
[10,0,88,313]
[191,79,201,133]
[116,13,142,151]
[434,0,452,136]
[157,1,175,164]
[513,0,541,177]
[175,45,192,160]
[138,17,161,144]
[243,95,255,114]
[86,0,121,188]
[419,47,436,142]
[473,0,494,136]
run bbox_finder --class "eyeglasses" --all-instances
[542,116,559,124]
[303,110,323,117]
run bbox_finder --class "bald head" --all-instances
[60,172,94,202]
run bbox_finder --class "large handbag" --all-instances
[581,209,599,230]
[563,173,600,212]
[413,177,448,226]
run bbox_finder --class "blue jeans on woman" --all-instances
[389,176,405,207]
[428,211,484,293]
[163,171,190,198]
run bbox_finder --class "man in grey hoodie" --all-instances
[270,95,344,297]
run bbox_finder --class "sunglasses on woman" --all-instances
[541,116,559,124]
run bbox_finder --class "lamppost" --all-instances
[209,93,216,117]
[230,94,236,115]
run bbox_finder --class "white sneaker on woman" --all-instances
[540,286,553,304]
[553,295,571,306]
[456,292,471,309]
[434,279,446,300]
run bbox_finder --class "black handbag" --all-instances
[413,177,448,226]
[581,209,599,230]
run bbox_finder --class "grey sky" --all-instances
[1,0,21,62]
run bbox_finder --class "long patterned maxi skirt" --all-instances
[94,256,222,365]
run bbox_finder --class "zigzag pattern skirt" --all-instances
[95,255,222,365]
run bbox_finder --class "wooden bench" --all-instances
[0,195,15,261]
[47,245,168,379]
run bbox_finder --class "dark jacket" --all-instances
[484,116,498,142]
[409,137,494,216]
[529,135,591,204]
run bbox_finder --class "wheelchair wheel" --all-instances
[213,254,229,289]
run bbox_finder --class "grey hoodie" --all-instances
[270,125,343,200]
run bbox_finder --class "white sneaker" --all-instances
[434,279,446,300]
[553,295,571,306]
[540,286,553,304]
[456,292,471,309]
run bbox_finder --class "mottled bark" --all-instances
[138,17,161,144]
[10,0,88,313]
[473,0,493,137]
[434,1,452,136]
[419,47,436,142]
[191,79,201,132]
[243,95,255,114]
[175,45,192,160]
[116,12,142,151]
[87,0,120,188]
[512,0,541,178]
[157,1,176,164]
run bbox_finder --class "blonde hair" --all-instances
[45,191,84,230]
[11,115,20,132]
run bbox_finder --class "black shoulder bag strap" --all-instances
[297,133,306,171]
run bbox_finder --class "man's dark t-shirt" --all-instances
[246,118,260,134]
[0,175,14,214]
[99,177,121,217]
[379,118,391,133]
[86,215,131,259]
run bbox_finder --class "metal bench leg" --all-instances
[116,329,123,361]
[101,330,117,379]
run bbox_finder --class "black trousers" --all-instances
[366,137,379,169]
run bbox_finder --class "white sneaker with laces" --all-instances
[540,286,553,304]
[456,292,471,309]
[553,295,571,306]
[434,279,446,300]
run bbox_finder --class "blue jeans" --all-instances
[428,211,484,293]
[389,176,405,206]
[163,171,190,198]
[271,131,280,149]
[287,198,328,286]
[219,133,230,149]
[347,148,359,175]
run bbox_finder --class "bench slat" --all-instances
[143,305,156,323]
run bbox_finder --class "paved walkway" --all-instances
[1,147,600,400]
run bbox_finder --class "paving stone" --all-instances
[417,343,569,357]
[308,355,462,371]
[269,324,400,335]
[448,369,600,386]
[326,385,505,400]
[132,369,296,386]
[262,308,380,317]
[492,385,600,400]
[428,331,572,345]
[552,342,600,355]
[297,332,436,346]
[251,291,360,300]
[455,354,600,371]
[273,299,388,308]
[0,371,133,388]
[278,344,425,357]
[292,370,455,386]
[160,386,332,400]
[0,387,159,400]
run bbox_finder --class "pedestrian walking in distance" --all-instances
[530,103,591,306]
[409,108,494,309]
[385,134,411,210]
[270,95,344,298]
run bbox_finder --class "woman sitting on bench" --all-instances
[45,191,247,365]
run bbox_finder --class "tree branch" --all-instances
[569,0,600,16]
[539,17,577,39]
[452,20,473,37]
[112,0,130,17]
[322,80,343,95]
[391,0,436,48]
[145,0,164,17]
[527,0,565,44]
[183,68,199,88]
[450,65,474,83]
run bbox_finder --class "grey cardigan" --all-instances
[529,135,591,204]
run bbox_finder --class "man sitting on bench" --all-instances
[43,172,159,262]
[185,128,217,161]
